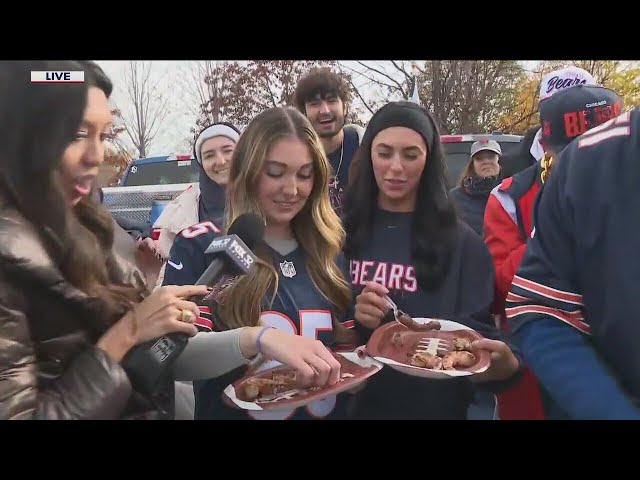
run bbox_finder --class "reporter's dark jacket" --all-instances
[0,205,172,420]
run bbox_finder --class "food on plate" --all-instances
[453,337,473,352]
[366,317,489,376]
[396,312,441,331]
[409,352,443,369]
[405,336,477,371]
[442,351,476,370]
[242,372,298,401]
[241,370,356,402]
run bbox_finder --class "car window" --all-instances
[123,159,200,186]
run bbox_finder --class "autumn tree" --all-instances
[607,64,640,108]
[222,60,341,126]
[190,61,366,133]
[339,61,409,116]
[119,61,170,158]
[496,61,640,134]
[574,60,640,109]
[348,61,527,134]
[180,61,249,136]
[493,62,558,134]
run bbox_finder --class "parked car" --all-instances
[101,154,199,233]
[441,132,525,188]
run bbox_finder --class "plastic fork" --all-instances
[383,295,406,327]
[415,337,450,356]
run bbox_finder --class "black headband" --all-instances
[362,101,438,154]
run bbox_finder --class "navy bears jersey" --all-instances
[345,208,518,419]
[163,220,356,420]
[507,108,640,400]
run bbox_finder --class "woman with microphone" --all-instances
[0,60,208,419]
[0,61,345,420]
[163,106,359,420]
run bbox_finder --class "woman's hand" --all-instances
[471,339,521,383]
[354,281,390,329]
[240,327,342,389]
[98,285,209,362]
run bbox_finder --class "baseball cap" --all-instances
[539,84,623,154]
[539,66,596,101]
[470,139,502,158]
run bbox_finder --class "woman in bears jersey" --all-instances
[342,101,523,420]
[162,106,359,420]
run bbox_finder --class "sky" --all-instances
[97,61,197,155]
[97,60,541,158]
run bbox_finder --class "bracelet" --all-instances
[256,326,274,355]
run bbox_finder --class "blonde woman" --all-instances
[163,107,358,420]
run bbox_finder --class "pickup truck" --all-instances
[102,154,199,235]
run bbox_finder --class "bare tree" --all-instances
[348,60,526,133]
[338,61,408,115]
[178,60,255,137]
[119,61,169,158]
[185,61,237,125]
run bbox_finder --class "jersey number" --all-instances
[578,111,632,148]
[181,221,220,238]
[248,310,335,420]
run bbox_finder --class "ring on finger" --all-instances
[179,309,195,323]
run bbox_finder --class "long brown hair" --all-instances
[457,157,478,186]
[219,107,353,341]
[343,101,458,291]
[0,61,144,336]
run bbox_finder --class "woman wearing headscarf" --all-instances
[343,101,523,419]
[154,122,241,287]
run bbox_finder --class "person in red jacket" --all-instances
[484,84,623,419]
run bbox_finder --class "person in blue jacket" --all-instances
[507,107,640,419]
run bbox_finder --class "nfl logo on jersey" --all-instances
[279,261,296,278]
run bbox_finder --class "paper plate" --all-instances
[223,351,382,411]
[365,317,491,379]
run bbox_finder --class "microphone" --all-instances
[195,213,264,286]
[122,213,264,396]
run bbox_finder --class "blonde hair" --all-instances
[219,107,354,342]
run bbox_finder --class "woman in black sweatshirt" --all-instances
[343,101,523,420]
